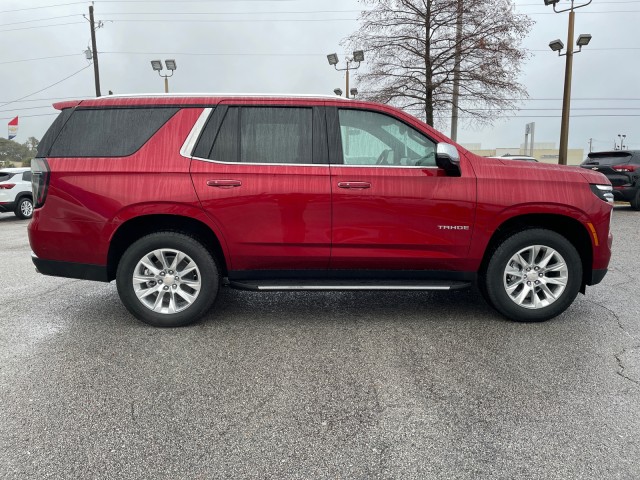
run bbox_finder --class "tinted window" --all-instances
[0,173,15,182]
[22,171,32,182]
[583,152,631,166]
[37,108,73,157]
[209,108,239,162]
[338,109,436,167]
[48,108,178,158]
[192,107,225,159]
[239,108,312,164]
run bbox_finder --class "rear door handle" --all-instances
[207,180,242,188]
[337,181,371,189]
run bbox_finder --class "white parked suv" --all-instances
[0,167,33,219]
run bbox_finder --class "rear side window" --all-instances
[207,107,313,164]
[240,108,312,164]
[48,108,178,158]
[0,172,15,182]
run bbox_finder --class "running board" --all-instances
[228,279,471,292]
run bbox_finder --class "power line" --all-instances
[0,105,58,114]
[0,54,81,66]
[0,10,361,28]
[0,14,81,27]
[0,65,92,109]
[0,113,58,121]
[0,21,85,33]
[0,0,300,13]
[0,2,86,13]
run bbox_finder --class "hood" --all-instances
[578,167,610,185]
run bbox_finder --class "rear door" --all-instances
[190,103,331,273]
[328,107,476,271]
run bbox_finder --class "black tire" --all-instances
[630,189,640,211]
[116,232,219,327]
[15,197,33,220]
[482,229,582,322]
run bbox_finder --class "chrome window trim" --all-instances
[190,156,320,167]
[179,108,212,159]
[190,156,438,169]
[330,164,439,169]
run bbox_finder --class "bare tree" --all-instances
[343,0,533,131]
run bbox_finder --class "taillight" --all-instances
[612,165,638,173]
[0,183,16,189]
[31,158,50,208]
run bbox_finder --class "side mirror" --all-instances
[436,143,461,177]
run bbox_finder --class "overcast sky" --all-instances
[1,0,638,153]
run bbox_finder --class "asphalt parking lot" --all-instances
[1,208,639,479]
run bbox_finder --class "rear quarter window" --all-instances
[48,107,178,158]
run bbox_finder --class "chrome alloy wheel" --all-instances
[132,248,202,314]
[21,200,33,217]
[503,244,568,309]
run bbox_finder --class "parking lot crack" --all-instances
[615,347,640,388]
[583,298,640,388]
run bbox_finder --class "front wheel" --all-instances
[116,232,219,327]
[482,229,582,322]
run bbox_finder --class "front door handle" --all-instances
[337,181,371,189]
[207,179,242,188]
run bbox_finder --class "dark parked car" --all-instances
[581,150,640,210]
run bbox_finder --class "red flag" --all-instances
[8,116,18,140]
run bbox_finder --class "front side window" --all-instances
[22,171,32,182]
[338,109,436,167]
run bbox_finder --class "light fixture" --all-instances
[548,39,564,52]
[151,59,177,93]
[576,34,592,47]
[350,88,358,97]
[327,53,339,66]
[352,50,365,63]
[333,88,343,96]
[543,0,560,5]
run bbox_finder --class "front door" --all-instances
[328,107,476,272]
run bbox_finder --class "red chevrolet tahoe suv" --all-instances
[28,95,614,327]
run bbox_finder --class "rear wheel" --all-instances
[482,229,582,322]
[116,232,219,327]
[15,197,33,219]
[630,189,640,211]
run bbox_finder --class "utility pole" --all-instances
[89,5,101,97]
[450,0,463,141]
[588,138,592,152]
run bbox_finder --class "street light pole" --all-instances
[558,9,575,166]
[545,0,592,165]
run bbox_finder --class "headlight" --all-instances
[590,184,614,204]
